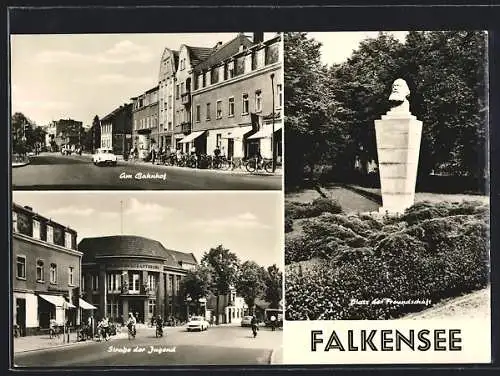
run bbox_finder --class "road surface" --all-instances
[13,325,282,367]
[12,153,282,190]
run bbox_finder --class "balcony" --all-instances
[181,92,191,105]
[181,121,192,135]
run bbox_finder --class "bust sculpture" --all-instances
[388,78,410,112]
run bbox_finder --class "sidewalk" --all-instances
[270,346,283,364]
[14,330,128,354]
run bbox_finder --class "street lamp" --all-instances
[270,73,276,172]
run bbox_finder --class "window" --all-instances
[16,256,26,279]
[33,219,40,240]
[107,273,121,292]
[168,121,172,131]
[129,273,140,293]
[211,68,219,84]
[206,103,211,120]
[228,97,235,117]
[202,73,206,88]
[12,211,18,232]
[252,51,257,70]
[148,299,156,314]
[168,95,172,109]
[277,84,283,109]
[175,275,181,294]
[50,263,57,284]
[235,56,245,76]
[68,266,74,286]
[265,43,280,65]
[242,94,249,114]
[255,90,262,112]
[228,61,235,78]
[36,260,44,282]
[147,274,156,292]
[216,100,222,119]
[65,232,72,249]
[92,275,99,291]
[194,73,199,90]
[175,85,179,99]
[81,275,85,291]
[196,105,201,122]
[180,82,185,95]
[216,134,222,148]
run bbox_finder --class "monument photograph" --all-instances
[283,31,490,321]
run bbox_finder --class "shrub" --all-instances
[285,200,490,320]
[311,197,343,215]
[285,217,293,233]
[285,236,312,264]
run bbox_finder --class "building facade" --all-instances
[189,33,283,163]
[47,118,84,151]
[78,236,198,324]
[100,104,133,157]
[158,48,179,151]
[12,203,83,336]
[174,44,214,153]
[206,287,248,325]
[131,86,159,159]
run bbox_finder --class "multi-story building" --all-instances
[131,86,159,159]
[174,44,214,152]
[12,203,84,336]
[189,33,283,163]
[48,118,83,151]
[78,235,198,324]
[100,104,133,157]
[158,48,179,151]
[206,287,248,325]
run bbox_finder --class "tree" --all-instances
[235,261,266,316]
[179,266,212,315]
[264,264,283,309]
[92,115,101,152]
[201,245,240,325]
[11,112,35,155]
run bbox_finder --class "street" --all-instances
[13,325,282,366]
[12,153,282,190]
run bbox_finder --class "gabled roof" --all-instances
[192,34,254,74]
[101,104,131,123]
[187,46,214,67]
[168,249,198,266]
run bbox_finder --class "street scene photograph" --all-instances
[284,31,490,321]
[12,191,283,366]
[11,32,283,190]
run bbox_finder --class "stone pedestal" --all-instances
[374,107,422,214]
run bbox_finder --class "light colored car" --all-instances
[241,316,254,327]
[186,316,209,332]
[93,148,117,166]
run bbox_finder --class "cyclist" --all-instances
[155,315,164,337]
[126,312,137,337]
[100,316,110,341]
[251,316,259,338]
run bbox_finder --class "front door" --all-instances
[128,299,145,324]
[227,139,234,159]
[16,298,26,336]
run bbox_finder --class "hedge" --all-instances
[285,200,490,320]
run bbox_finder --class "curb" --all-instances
[11,161,30,168]
[269,347,283,364]
[14,333,128,355]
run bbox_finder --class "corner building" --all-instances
[79,236,197,324]
[12,203,82,336]
[131,86,159,159]
[190,33,283,162]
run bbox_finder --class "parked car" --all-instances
[186,316,209,332]
[241,316,254,327]
[61,145,72,155]
[93,148,117,166]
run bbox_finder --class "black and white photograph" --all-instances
[10,32,283,190]
[284,31,490,322]
[12,191,283,366]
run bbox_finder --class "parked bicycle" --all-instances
[245,156,274,173]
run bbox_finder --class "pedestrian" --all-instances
[151,147,156,164]
[270,315,276,331]
[251,316,258,338]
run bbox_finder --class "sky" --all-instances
[307,31,409,65]
[10,32,277,126]
[13,191,283,269]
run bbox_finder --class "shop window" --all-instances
[50,263,57,284]
[16,256,26,279]
[228,97,235,117]
[255,90,262,113]
[68,266,74,286]
[36,260,44,282]
[242,93,249,114]
[33,219,41,240]
[216,100,222,119]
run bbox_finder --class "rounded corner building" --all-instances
[78,235,198,324]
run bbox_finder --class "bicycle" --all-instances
[245,157,274,173]
[127,323,136,340]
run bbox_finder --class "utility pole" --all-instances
[270,73,276,172]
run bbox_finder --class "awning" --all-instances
[180,130,205,143]
[39,294,75,308]
[222,126,253,139]
[79,298,97,310]
[248,123,283,139]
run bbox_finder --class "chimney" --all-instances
[253,32,264,44]
[214,41,223,50]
